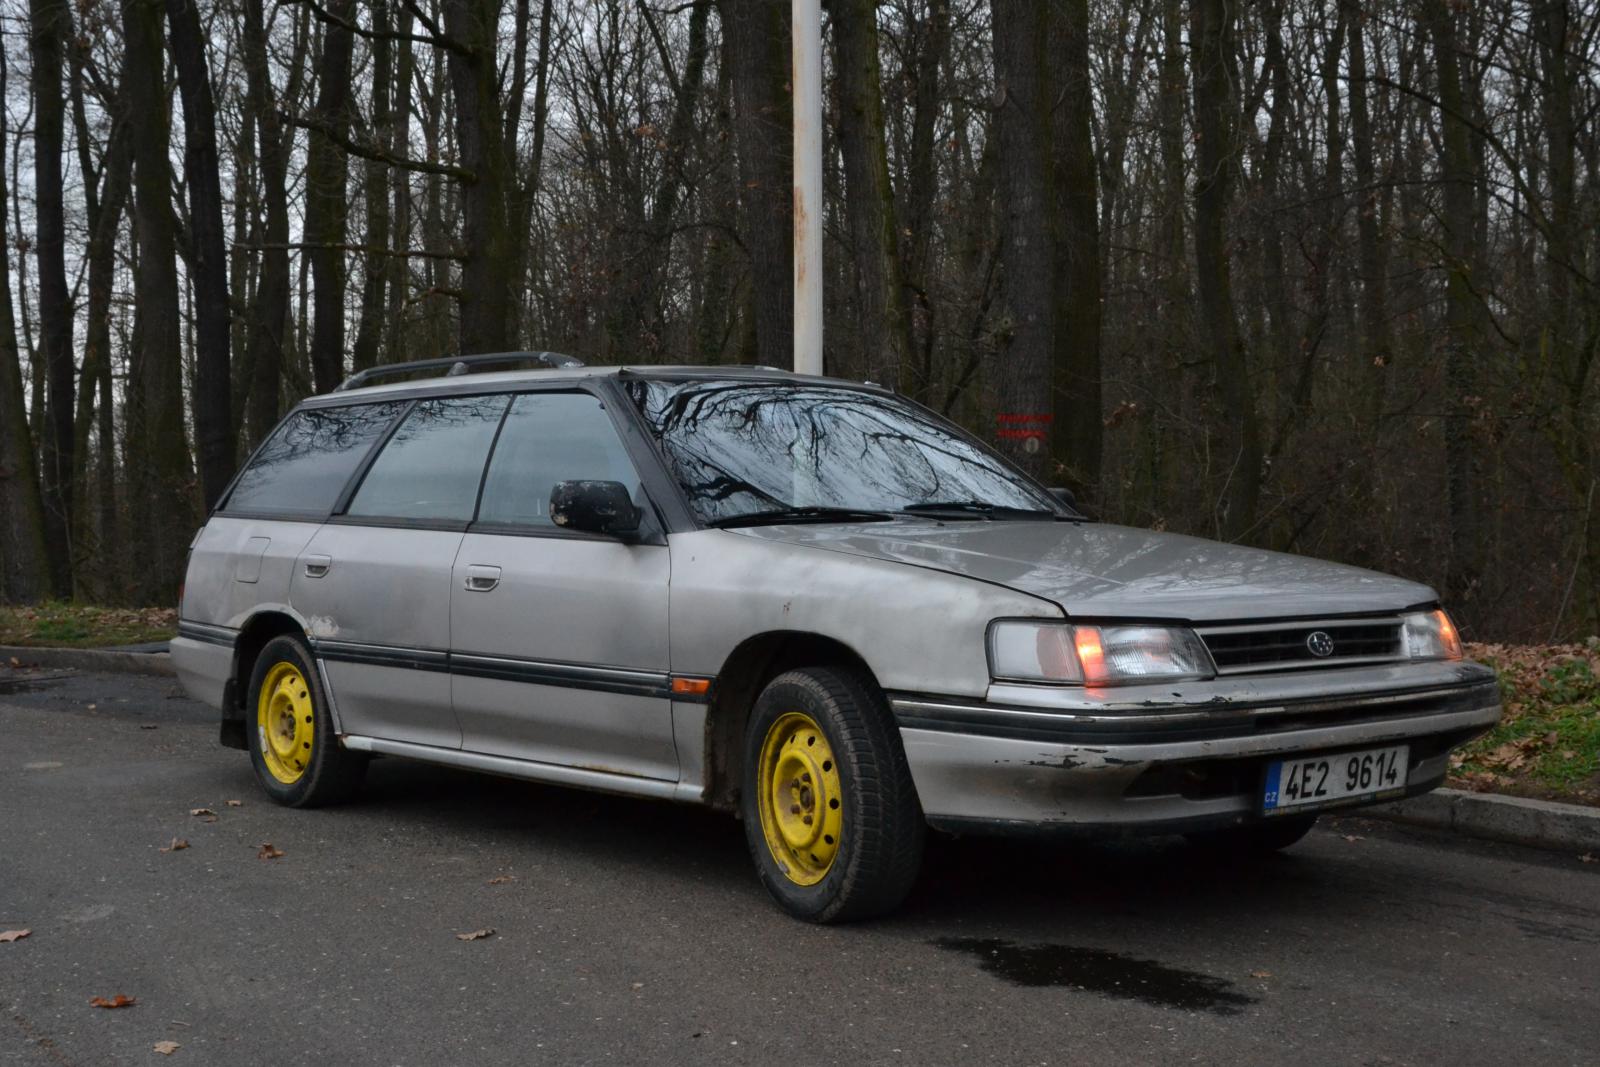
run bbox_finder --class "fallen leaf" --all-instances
[8,656,19,668]
[1342,834,1364,843]
[1582,854,1597,864]
[0,929,31,943]
[257,843,285,860]
[89,994,136,1009]
[455,928,495,941]
[189,808,215,817]
[1249,969,1272,979]
[153,1040,180,1055]
[225,800,243,808]
[486,875,516,886]
[159,839,190,854]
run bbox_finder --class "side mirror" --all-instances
[550,480,642,538]
[1049,486,1079,511]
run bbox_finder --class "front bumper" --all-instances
[891,660,1502,835]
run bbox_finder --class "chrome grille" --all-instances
[1198,617,1404,674]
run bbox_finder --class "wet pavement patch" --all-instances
[933,937,1256,1016]
[0,677,60,696]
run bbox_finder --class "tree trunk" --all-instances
[305,0,356,391]
[385,4,417,363]
[1047,0,1102,498]
[1344,0,1390,426]
[123,0,197,603]
[722,0,793,367]
[831,0,911,390]
[0,44,49,603]
[28,0,75,596]
[166,0,234,509]
[351,0,393,371]
[1535,0,1597,632]
[637,0,711,358]
[1423,0,1484,603]
[500,0,553,352]
[990,0,1054,480]
[69,53,132,597]
[1190,0,1261,541]
[243,0,293,444]
[444,0,517,355]
[902,0,949,400]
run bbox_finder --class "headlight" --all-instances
[1401,609,1463,660]
[988,621,1214,686]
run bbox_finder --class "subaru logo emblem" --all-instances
[1305,630,1335,657]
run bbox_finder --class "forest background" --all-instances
[0,0,1596,644]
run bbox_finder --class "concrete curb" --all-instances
[1364,787,1600,855]
[1,644,175,678]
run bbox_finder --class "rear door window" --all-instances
[477,392,642,528]
[225,402,406,518]
[344,396,511,523]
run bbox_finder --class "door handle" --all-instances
[303,555,332,578]
[463,564,502,592]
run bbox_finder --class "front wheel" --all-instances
[1185,814,1318,855]
[246,634,366,807]
[741,667,925,923]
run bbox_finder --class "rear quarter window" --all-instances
[223,402,406,517]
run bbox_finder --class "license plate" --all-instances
[1262,744,1409,815]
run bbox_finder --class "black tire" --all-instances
[245,634,366,807]
[740,666,925,923]
[1185,814,1318,855]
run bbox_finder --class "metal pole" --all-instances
[792,0,824,376]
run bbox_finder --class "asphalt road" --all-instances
[3,669,1596,1066]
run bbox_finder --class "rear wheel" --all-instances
[1185,814,1318,855]
[246,635,366,807]
[741,667,925,923]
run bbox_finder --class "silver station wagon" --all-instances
[173,353,1502,922]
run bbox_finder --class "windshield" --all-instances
[623,379,1065,525]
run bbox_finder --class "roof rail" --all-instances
[333,351,586,392]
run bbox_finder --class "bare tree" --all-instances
[28,0,74,594]
[167,0,234,508]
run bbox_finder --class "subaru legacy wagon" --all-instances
[173,353,1502,921]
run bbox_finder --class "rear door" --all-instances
[450,390,676,779]
[291,394,509,749]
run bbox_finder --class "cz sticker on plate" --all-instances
[1262,744,1409,815]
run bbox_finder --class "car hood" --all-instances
[733,520,1437,622]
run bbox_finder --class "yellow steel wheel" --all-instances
[755,711,844,886]
[257,661,315,785]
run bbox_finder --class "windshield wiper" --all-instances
[900,500,1065,520]
[708,506,897,529]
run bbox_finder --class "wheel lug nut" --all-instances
[802,815,813,826]
[790,804,801,815]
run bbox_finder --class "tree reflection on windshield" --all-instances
[624,380,1058,524]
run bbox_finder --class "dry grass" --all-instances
[0,603,178,649]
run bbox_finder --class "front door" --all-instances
[450,390,676,780]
